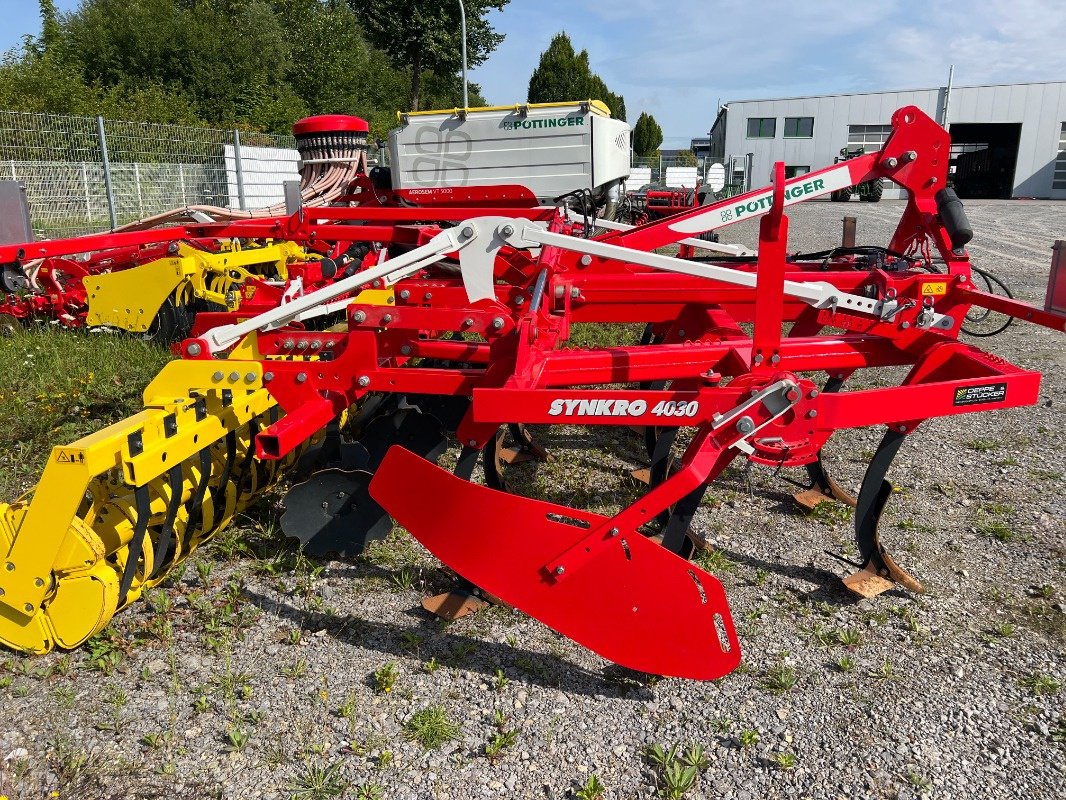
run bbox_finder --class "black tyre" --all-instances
[861,179,884,202]
[831,187,853,202]
[142,297,192,343]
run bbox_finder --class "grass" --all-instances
[0,326,171,499]
[1018,672,1061,697]
[372,662,397,694]
[762,663,798,694]
[564,322,645,349]
[288,761,347,800]
[643,744,710,800]
[805,501,853,527]
[693,547,736,574]
[575,774,607,800]
[404,705,459,749]
[737,729,759,748]
[771,751,796,770]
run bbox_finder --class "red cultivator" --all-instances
[3,106,1064,679]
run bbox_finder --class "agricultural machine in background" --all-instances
[0,102,634,340]
[830,146,886,202]
[1,105,1064,681]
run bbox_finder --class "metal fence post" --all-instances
[96,116,118,229]
[80,161,92,220]
[134,162,143,216]
[233,129,247,210]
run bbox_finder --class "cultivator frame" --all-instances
[2,106,1064,679]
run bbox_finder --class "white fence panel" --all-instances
[224,144,300,209]
[664,167,699,188]
[625,167,652,189]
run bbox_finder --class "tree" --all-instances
[39,0,63,53]
[527,32,625,120]
[675,149,698,167]
[1,0,488,135]
[348,0,508,111]
[632,112,663,157]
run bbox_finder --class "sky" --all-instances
[3,0,1066,148]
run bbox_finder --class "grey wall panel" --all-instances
[718,83,1066,200]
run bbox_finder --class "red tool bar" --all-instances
[953,286,1066,333]
[532,337,914,386]
[0,227,190,262]
[301,206,556,223]
[473,388,734,425]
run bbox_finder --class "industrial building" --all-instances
[704,81,1066,199]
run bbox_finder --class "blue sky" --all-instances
[4,0,1066,148]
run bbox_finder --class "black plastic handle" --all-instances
[935,188,973,252]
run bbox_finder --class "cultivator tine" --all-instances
[484,424,548,492]
[659,484,710,558]
[631,425,676,486]
[789,378,856,509]
[371,446,742,680]
[842,429,925,598]
[793,454,858,510]
[499,423,549,464]
[420,591,489,620]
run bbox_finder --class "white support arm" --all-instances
[200,225,473,353]
[494,219,953,330]
[566,210,756,257]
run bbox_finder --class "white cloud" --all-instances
[473,0,1066,140]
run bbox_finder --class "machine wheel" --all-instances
[142,297,192,343]
[0,313,20,337]
[831,187,853,202]
[861,179,884,202]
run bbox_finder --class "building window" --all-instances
[746,118,776,138]
[1055,122,1066,190]
[784,117,814,138]
[785,165,810,178]
[847,124,893,152]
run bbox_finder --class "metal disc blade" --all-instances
[369,447,742,681]
[358,411,448,472]
[281,469,392,557]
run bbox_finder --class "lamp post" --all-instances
[459,0,469,109]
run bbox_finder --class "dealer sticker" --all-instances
[953,383,1007,407]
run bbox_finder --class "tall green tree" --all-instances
[1,0,490,134]
[527,32,626,121]
[632,112,663,157]
[38,0,63,53]
[347,0,508,111]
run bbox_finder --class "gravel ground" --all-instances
[1,199,1063,800]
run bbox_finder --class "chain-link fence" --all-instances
[0,110,298,240]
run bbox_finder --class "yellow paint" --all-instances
[84,241,315,333]
[402,99,613,119]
